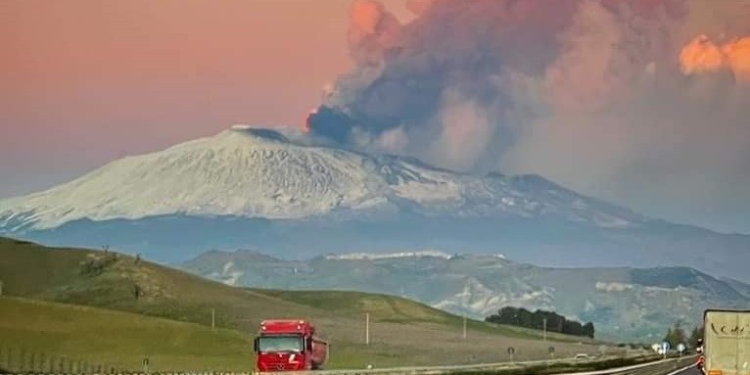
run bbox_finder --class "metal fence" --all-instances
[0,346,125,374]
[0,345,697,375]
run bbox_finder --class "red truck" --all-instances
[253,319,330,372]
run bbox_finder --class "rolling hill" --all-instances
[0,237,618,370]
[180,249,750,343]
[1,125,748,283]
[0,297,253,372]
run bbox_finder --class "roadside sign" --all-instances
[677,343,685,353]
[661,341,670,358]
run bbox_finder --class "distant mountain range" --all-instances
[0,124,748,282]
[179,249,750,342]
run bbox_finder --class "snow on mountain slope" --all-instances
[1,126,372,228]
[0,126,438,229]
[0,125,643,231]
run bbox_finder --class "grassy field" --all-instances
[0,237,629,371]
[0,296,253,372]
[252,289,602,343]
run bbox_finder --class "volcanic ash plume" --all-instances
[304,0,750,228]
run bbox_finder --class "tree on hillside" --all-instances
[672,321,687,346]
[485,306,595,338]
[663,328,673,346]
[689,325,704,348]
[582,322,595,339]
[134,284,141,300]
[663,321,687,348]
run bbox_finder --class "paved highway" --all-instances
[668,364,702,375]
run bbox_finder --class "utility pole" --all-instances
[543,318,547,342]
[211,308,215,331]
[365,312,370,345]
[463,315,467,340]
[0,280,3,297]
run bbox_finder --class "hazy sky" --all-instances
[2,0,749,235]
[0,0,413,195]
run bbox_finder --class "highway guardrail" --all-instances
[0,353,698,375]
[252,353,697,375]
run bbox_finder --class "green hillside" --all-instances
[252,289,598,343]
[0,237,616,370]
[0,296,252,372]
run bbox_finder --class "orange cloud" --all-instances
[722,37,750,82]
[351,0,384,35]
[346,0,402,65]
[680,34,750,83]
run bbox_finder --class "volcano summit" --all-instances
[1,125,748,282]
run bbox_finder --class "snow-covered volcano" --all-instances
[1,125,749,283]
[0,124,642,231]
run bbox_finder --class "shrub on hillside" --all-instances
[79,253,118,277]
[485,306,595,338]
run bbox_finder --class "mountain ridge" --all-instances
[180,248,750,342]
[1,125,748,283]
[0,125,648,231]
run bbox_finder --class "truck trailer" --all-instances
[702,309,750,375]
[253,319,329,372]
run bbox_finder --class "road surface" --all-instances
[670,364,702,375]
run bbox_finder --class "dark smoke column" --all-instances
[305,106,359,146]
[305,0,406,148]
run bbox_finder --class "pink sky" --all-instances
[0,0,413,197]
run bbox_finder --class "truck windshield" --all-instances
[258,335,304,352]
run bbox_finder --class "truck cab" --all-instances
[702,309,750,375]
[254,319,329,372]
